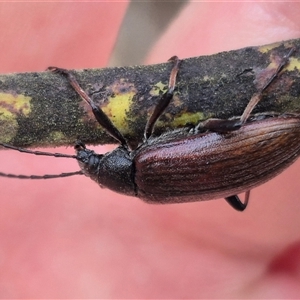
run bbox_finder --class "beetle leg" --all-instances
[224,191,250,211]
[199,47,295,133]
[239,47,295,124]
[195,117,242,133]
[144,56,181,140]
[48,67,128,148]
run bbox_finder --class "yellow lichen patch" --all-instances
[157,111,207,128]
[0,93,32,142]
[266,55,300,72]
[0,92,31,117]
[149,81,167,96]
[50,131,66,140]
[170,111,207,127]
[103,92,135,133]
[285,57,300,71]
[171,94,183,108]
[84,79,139,134]
[37,131,73,147]
[0,116,18,143]
[47,131,68,145]
[203,75,213,81]
[258,42,281,53]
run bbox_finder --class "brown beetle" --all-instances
[0,49,298,211]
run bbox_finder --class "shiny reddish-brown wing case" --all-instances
[134,116,300,203]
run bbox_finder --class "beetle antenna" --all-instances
[0,142,78,159]
[0,170,83,179]
[48,66,129,148]
[0,143,84,179]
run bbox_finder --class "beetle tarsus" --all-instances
[225,191,250,211]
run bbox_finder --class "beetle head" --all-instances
[75,142,136,197]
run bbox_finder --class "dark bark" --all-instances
[0,39,300,149]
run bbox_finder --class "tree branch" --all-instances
[1,39,300,149]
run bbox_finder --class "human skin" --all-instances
[1,2,300,298]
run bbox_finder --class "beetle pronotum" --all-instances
[0,49,298,211]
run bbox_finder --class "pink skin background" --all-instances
[0,2,300,298]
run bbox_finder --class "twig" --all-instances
[0,39,299,149]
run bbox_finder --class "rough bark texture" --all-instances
[0,39,300,149]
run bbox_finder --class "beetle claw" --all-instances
[224,191,250,211]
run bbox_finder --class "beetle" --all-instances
[0,49,298,211]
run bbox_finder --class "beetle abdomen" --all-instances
[134,116,300,203]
